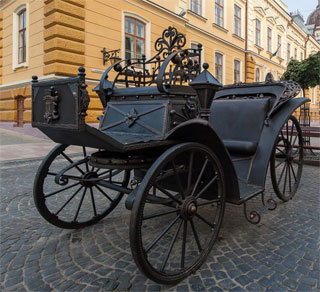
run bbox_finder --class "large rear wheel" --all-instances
[130,143,226,284]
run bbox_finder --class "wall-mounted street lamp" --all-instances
[101,48,121,65]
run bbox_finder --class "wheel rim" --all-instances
[34,145,129,229]
[270,116,303,202]
[131,143,226,284]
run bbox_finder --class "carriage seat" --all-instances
[209,98,270,155]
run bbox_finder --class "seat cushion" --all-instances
[209,98,270,155]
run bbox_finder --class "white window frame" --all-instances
[311,87,316,105]
[234,4,241,37]
[121,12,151,64]
[214,51,225,84]
[12,4,29,70]
[190,41,204,66]
[233,58,242,83]
[255,67,261,82]
[255,18,262,47]
[214,0,225,28]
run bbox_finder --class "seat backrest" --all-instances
[209,98,270,143]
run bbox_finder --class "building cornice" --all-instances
[248,50,286,70]
[185,23,245,53]
[128,0,188,24]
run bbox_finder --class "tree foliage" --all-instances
[282,51,320,95]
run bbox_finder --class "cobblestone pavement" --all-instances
[0,157,319,292]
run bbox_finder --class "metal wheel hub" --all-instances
[180,197,197,220]
[81,171,98,187]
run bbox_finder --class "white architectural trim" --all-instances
[12,3,29,71]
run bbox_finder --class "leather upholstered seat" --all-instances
[209,98,270,155]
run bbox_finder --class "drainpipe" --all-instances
[245,0,248,82]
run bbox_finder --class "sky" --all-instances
[282,0,318,22]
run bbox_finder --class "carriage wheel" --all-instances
[34,144,130,229]
[270,116,303,202]
[130,143,226,284]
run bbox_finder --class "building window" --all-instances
[18,9,26,64]
[190,42,202,65]
[294,48,297,59]
[190,0,202,15]
[287,42,291,63]
[255,68,260,82]
[234,5,241,37]
[215,53,223,83]
[234,59,240,83]
[301,52,304,60]
[215,0,224,27]
[255,19,261,47]
[267,27,272,53]
[277,35,281,58]
[125,17,145,62]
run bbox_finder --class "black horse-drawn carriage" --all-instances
[31,27,307,284]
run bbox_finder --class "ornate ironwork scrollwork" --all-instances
[78,67,90,124]
[43,86,59,123]
[154,26,186,57]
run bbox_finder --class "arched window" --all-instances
[265,72,274,82]
[255,68,260,82]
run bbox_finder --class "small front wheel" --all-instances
[130,143,226,284]
[34,144,130,229]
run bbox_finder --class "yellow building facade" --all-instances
[0,0,319,125]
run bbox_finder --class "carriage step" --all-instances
[243,194,277,224]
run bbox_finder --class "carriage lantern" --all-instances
[190,62,222,120]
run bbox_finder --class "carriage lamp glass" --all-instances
[101,48,121,65]
[190,63,222,119]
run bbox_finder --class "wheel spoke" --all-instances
[277,162,287,186]
[289,122,294,144]
[61,152,85,174]
[195,213,215,229]
[54,185,83,216]
[190,218,202,252]
[282,163,288,195]
[153,183,182,204]
[289,163,297,182]
[44,182,81,198]
[197,198,221,207]
[160,219,183,272]
[275,159,286,169]
[83,147,89,172]
[145,215,180,253]
[276,147,287,156]
[288,162,292,193]
[90,187,97,217]
[94,185,114,202]
[190,159,208,197]
[172,161,185,199]
[143,208,179,220]
[195,175,217,199]
[180,220,187,269]
[73,187,87,222]
[187,151,194,194]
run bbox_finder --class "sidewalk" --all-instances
[0,126,55,162]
